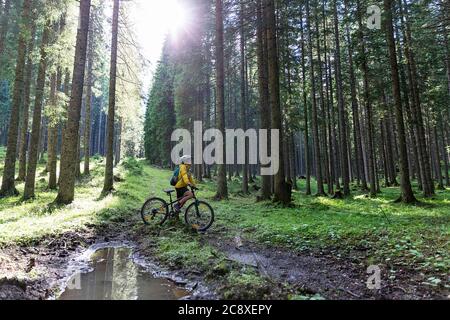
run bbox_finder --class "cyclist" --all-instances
[173,155,197,213]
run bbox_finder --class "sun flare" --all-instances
[132,0,190,86]
[167,0,189,36]
[147,0,189,37]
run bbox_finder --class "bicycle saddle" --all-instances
[164,189,176,194]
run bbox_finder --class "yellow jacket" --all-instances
[175,164,196,189]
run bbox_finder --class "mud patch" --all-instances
[58,245,189,300]
[0,224,213,300]
[208,235,448,300]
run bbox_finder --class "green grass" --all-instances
[209,178,449,274]
[154,230,222,271]
[0,150,152,246]
[129,164,449,276]
[1,146,449,279]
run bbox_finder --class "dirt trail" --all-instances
[0,215,447,300]
[203,232,447,300]
[0,218,213,300]
[0,231,98,300]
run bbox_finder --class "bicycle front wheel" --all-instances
[185,201,214,232]
[141,198,169,226]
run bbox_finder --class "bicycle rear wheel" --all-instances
[141,198,169,226]
[184,200,214,232]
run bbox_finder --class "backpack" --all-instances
[170,166,180,186]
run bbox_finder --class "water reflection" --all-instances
[59,247,189,300]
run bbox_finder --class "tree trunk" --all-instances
[438,115,450,186]
[58,68,71,186]
[399,0,434,197]
[299,8,311,196]
[55,0,91,204]
[17,19,37,182]
[23,20,51,199]
[432,124,444,190]
[344,0,364,190]
[103,0,119,194]
[384,0,417,203]
[114,118,122,166]
[380,120,389,187]
[333,0,350,196]
[289,134,298,190]
[256,0,272,200]
[214,0,228,200]
[395,17,421,190]
[314,6,331,194]
[0,0,11,66]
[0,0,31,197]
[239,0,248,194]
[380,88,398,186]
[357,0,376,196]
[327,43,341,191]
[322,5,335,195]
[265,0,291,204]
[306,0,325,196]
[84,15,94,176]
[47,71,60,190]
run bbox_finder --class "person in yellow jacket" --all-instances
[174,155,196,213]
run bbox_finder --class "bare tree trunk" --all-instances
[23,20,51,199]
[395,18,421,190]
[323,5,335,195]
[114,118,122,166]
[17,18,36,182]
[306,0,325,196]
[0,0,31,197]
[438,115,450,186]
[299,9,311,195]
[48,19,65,190]
[55,0,91,204]
[333,0,350,196]
[256,0,271,200]
[58,68,71,186]
[357,0,376,196]
[240,0,248,194]
[47,72,59,190]
[344,0,364,190]
[380,120,389,187]
[103,0,119,194]
[444,10,450,145]
[214,0,228,200]
[0,0,11,65]
[327,44,341,191]
[289,134,298,190]
[314,6,331,194]
[84,15,94,176]
[384,0,417,203]
[265,0,291,204]
[399,0,434,197]
[380,88,399,186]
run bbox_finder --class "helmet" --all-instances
[180,155,192,165]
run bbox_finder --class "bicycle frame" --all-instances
[165,187,198,213]
[141,186,213,231]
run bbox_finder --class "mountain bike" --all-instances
[141,186,214,232]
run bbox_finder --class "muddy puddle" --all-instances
[58,246,190,300]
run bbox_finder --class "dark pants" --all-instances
[176,187,189,200]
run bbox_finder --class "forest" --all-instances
[0,0,449,301]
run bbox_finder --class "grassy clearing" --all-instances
[128,163,448,283]
[213,180,449,274]
[0,146,449,296]
[0,150,149,246]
